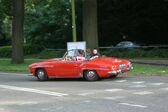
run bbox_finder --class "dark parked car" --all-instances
[116,41,140,48]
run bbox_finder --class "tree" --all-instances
[83,0,98,49]
[12,0,24,64]
[0,0,12,46]
[25,0,71,48]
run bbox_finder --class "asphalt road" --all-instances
[0,72,168,112]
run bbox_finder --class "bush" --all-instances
[0,45,43,58]
[1,45,168,59]
[36,50,66,59]
[0,46,12,58]
[23,44,43,55]
[100,48,168,58]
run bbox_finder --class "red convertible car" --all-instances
[29,49,133,81]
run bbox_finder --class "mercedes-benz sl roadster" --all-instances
[29,49,133,81]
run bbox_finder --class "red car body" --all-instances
[29,49,133,81]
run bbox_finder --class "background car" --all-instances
[116,41,140,48]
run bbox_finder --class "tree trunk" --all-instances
[12,0,24,64]
[83,0,98,49]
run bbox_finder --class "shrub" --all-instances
[36,50,66,59]
[23,44,43,55]
[0,46,12,58]
[100,48,168,58]
[0,45,44,58]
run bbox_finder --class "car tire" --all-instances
[84,70,99,81]
[36,68,48,81]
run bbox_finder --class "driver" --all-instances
[76,49,85,61]
[90,48,100,60]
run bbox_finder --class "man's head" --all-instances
[93,49,98,54]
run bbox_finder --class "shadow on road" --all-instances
[2,73,128,82]
[28,76,128,82]
[46,78,85,82]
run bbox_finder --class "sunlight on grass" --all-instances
[130,64,168,75]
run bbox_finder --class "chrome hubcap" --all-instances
[87,71,96,79]
[38,71,44,79]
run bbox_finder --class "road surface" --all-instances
[0,72,168,112]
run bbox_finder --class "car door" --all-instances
[53,60,81,78]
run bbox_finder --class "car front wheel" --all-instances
[84,70,99,81]
[36,69,48,81]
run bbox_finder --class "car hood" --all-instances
[29,58,62,67]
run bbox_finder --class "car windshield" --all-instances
[63,49,86,61]
[62,49,101,61]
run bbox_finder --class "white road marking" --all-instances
[133,91,153,95]
[56,107,64,110]
[0,108,5,111]
[104,96,126,100]
[149,83,164,86]
[115,80,127,83]
[104,89,123,92]
[0,84,68,97]
[17,102,38,105]
[83,100,92,103]
[129,85,147,88]
[78,92,95,96]
[132,81,145,84]
[0,101,38,106]
[41,108,50,111]
[119,103,147,108]
[161,88,168,90]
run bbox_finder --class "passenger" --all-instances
[90,48,100,60]
[76,49,85,61]
[86,49,92,60]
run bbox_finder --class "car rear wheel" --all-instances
[36,69,48,81]
[84,70,99,81]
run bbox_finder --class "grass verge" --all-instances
[129,64,168,75]
[0,59,42,73]
[0,59,168,75]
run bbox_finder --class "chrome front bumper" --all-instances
[108,70,122,75]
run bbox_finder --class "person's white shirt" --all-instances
[76,56,85,61]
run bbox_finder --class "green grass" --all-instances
[0,59,168,75]
[130,64,168,75]
[0,59,43,73]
